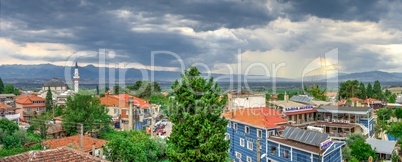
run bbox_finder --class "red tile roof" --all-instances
[15,95,45,105]
[100,94,151,109]
[0,103,12,109]
[349,97,362,102]
[43,135,106,152]
[0,147,107,162]
[222,108,288,128]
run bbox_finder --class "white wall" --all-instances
[231,96,266,109]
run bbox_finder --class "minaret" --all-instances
[73,61,80,93]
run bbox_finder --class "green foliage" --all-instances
[391,150,399,162]
[349,139,377,161]
[30,112,53,139]
[395,108,402,119]
[104,131,164,162]
[63,94,111,135]
[167,67,229,162]
[338,80,359,99]
[376,108,392,121]
[349,156,359,162]
[46,86,53,112]
[127,81,162,99]
[373,80,383,100]
[113,85,121,94]
[388,122,402,140]
[53,105,64,117]
[2,84,20,95]
[0,77,4,94]
[341,146,352,160]
[3,134,22,149]
[367,83,373,98]
[304,84,326,101]
[358,82,366,99]
[346,133,365,145]
[0,118,19,135]
[389,94,397,103]
[0,144,41,158]
[149,94,170,117]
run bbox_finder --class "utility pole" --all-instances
[257,138,261,162]
[79,123,83,151]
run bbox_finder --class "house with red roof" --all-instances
[14,95,46,122]
[100,94,153,131]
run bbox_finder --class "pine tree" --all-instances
[366,83,373,98]
[373,80,382,100]
[358,82,366,99]
[45,86,53,112]
[167,67,229,162]
[0,77,4,94]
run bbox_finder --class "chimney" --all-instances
[100,146,104,158]
[128,97,133,131]
[92,143,96,156]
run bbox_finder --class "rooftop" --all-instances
[222,107,288,128]
[366,138,397,155]
[0,147,108,162]
[100,94,151,109]
[42,135,106,152]
[268,136,325,154]
[15,95,45,105]
[317,106,372,115]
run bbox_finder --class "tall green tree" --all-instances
[2,84,20,95]
[394,108,402,120]
[167,67,229,162]
[304,84,326,101]
[0,118,19,135]
[376,108,392,121]
[389,94,397,103]
[127,81,162,98]
[338,80,359,99]
[0,77,4,94]
[358,82,366,99]
[45,87,53,112]
[63,94,111,135]
[388,122,402,140]
[30,112,53,139]
[104,131,164,162]
[349,139,377,161]
[366,83,373,98]
[373,80,383,100]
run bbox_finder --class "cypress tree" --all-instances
[358,82,366,99]
[366,83,373,98]
[0,77,4,94]
[167,67,229,162]
[45,86,53,112]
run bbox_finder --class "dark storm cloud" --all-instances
[281,0,389,22]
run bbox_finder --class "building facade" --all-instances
[15,95,46,122]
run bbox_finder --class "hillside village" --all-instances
[0,64,401,162]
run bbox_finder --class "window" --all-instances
[257,129,262,138]
[225,133,230,140]
[283,150,289,159]
[227,122,231,128]
[126,110,129,115]
[271,146,277,155]
[246,156,252,162]
[114,109,118,114]
[247,141,253,150]
[240,138,245,147]
[245,126,250,134]
[235,152,242,159]
[233,123,237,130]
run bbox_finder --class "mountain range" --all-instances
[0,64,401,84]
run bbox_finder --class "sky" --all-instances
[1,0,402,79]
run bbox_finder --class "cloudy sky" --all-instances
[1,0,402,79]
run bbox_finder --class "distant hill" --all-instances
[324,71,402,82]
[0,64,295,84]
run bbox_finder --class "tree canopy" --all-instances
[376,108,393,121]
[127,81,162,99]
[388,122,402,140]
[0,77,4,94]
[104,131,165,162]
[338,80,359,99]
[63,94,111,135]
[167,67,229,162]
[304,84,326,101]
[45,87,53,112]
[2,84,20,95]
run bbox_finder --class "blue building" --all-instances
[223,107,346,162]
[316,106,374,137]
